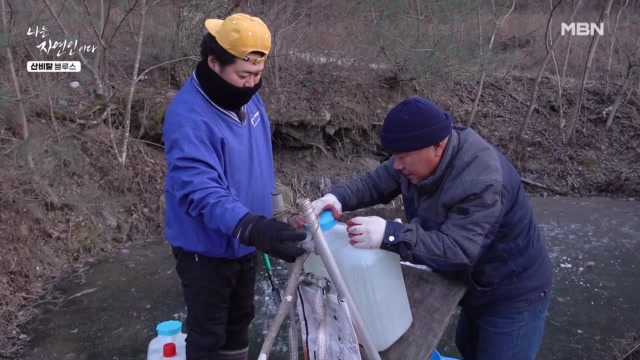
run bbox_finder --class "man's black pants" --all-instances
[173,247,257,360]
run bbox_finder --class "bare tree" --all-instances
[511,0,581,151]
[605,0,630,96]
[606,39,640,129]
[547,0,570,129]
[117,0,148,166]
[2,0,33,168]
[557,24,573,129]
[564,0,615,142]
[467,0,516,127]
[173,0,241,86]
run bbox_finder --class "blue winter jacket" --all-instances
[330,126,553,314]
[162,74,275,259]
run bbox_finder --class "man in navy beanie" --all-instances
[311,96,553,360]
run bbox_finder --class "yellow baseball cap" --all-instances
[205,13,271,64]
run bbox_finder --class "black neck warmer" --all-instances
[194,59,262,113]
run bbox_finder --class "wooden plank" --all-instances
[362,264,467,360]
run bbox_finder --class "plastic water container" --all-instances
[303,210,413,352]
[147,320,187,360]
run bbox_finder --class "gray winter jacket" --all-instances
[330,126,553,314]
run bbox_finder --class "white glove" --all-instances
[311,193,342,218]
[346,216,387,249]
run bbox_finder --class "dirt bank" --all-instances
[266,68,639,200]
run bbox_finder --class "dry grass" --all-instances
[0,122,166,357]
[609,333,640,360]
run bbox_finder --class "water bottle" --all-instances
[303,210,413,352]
[147,320,187,360]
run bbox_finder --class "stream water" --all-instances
[18,197,640,360]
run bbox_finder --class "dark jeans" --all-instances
[173,247,257,360]
[455,291,551,360]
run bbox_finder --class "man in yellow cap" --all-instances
[163,13,306,360]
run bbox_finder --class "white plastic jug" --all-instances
[303,210,413,352]
[147,320,187,360]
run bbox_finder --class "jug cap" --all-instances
[163,342,177,357]
[301,210,337,232]
[317,210,337,231]
[156,320,182,336]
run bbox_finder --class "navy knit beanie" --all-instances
[380,96,453,153]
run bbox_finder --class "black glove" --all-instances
[236,214,306,263]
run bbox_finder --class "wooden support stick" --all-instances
[258,252,310,360]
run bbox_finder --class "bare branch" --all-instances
[468,0,515,126]
[606,64,639,129]
[106,0,141,45]
[102,0,110,39]
[606,37,640,129]
[543,0,564,54]
[42,0,106,97]
[605,0,629,96]
[82,0,108,49]
[558,28,573,129]
[136,56,199,82]
[565,0,615,142]
[511,0,581,152]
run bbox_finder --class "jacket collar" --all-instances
[415,128,460,194]
[191,70,245,124]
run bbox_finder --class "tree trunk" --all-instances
[605,0,629,97]
[565,0,615,142]
[120,0,148,166]
[1,0,33,168]
[558,32,573,129]
[606,63,638,129]
[173,0,241,86]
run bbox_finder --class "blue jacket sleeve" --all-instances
[164,125,250,236]
[382,181,505,273]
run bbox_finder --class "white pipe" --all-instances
[297,198,381,360]
[271,187,286,223]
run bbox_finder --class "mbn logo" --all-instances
[561,22,605,36]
